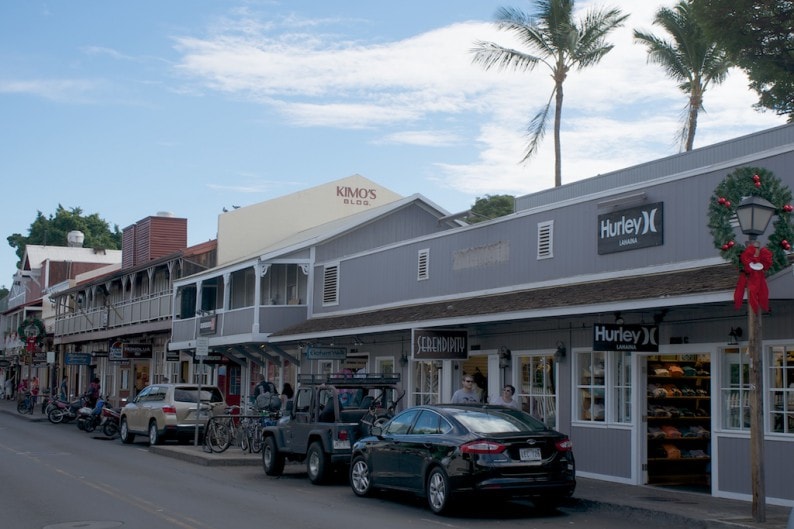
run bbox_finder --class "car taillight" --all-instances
[338,430,349,441]
[163,406,177,415]
[556,438,573,452]
[460,440,506,454]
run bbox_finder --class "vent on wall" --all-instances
[417,249,430,280]
[322,264,339,305]
[537,220,554,259]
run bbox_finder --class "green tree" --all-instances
[468,194,516,223]
[634,0,732,152]
[691,0,794,120]
[472,0,628,187]
[7,205,122,269]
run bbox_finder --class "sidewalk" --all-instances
[2,398,791,529]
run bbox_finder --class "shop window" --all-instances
[575,350,631,424]
[518,355,556,428]
[769,345,794,434]
[721,347,750,430]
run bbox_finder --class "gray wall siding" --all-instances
[570,426,632,479]
[314,203,452,263]
[716,437,794,501]
[313,148,794,314]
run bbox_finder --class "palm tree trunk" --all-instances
[553,81,564,187]
[686,85,703,152]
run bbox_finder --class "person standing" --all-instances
[84,377,100,407]
[491,384,522,410]
[4,378,13,400]
[59,376,69,400]
[451,376,481,404]
[280,382,294,409]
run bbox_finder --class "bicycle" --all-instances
[17,393,35,415]
[239,415,263,454]
[204,406,241,453]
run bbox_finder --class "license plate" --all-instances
[333,440,351,450]
[519,447,541,461]
[197,411,210,420]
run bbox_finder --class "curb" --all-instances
[148,445,261,467]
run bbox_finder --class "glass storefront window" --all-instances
[575,350,631,424]
[517,355,557,428]
[721,347,750,430]
[577,351,606,422]
[769,345,794,434]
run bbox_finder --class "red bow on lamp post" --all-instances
[734,243,773,313]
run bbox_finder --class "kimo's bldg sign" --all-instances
[598,202,664,254]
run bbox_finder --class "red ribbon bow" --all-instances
[734,244,773,313]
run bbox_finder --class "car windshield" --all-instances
[174,387,224,403]
[449,408,548,434]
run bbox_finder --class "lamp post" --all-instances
[735,195,775,523]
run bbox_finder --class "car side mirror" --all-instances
[371,425,383,436]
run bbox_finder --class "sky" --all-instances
[1,0,787,287]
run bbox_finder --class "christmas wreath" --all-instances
[17,317,46,346]
[708,166,794,312]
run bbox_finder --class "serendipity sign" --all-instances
[412,329,468,360]
[593,323,659,352]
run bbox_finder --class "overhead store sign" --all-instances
[593,323,659,352]
[412,329,468,360]
[65,353,92,365]
[598,202,663,254]
[305,346,347,360]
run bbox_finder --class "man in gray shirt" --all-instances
[451,376,480,403]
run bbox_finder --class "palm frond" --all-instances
[521,91,555,163]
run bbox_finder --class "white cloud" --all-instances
[172,0,787,199]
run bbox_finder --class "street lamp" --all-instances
[735,194,775,523]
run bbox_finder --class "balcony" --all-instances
[55,290,173,337]
[171,304,307,344]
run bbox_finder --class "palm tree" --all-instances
[472,0,628,187]
[633,0,732,152]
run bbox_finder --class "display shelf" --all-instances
[646,357,711,488]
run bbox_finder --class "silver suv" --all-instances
[119,384,226,445]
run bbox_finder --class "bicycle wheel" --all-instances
[251,427,264,454]
[239,423,250,453]
[207,420,232,453]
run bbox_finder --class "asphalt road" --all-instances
[0,412,671,529]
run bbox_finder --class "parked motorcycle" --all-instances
[47,397,85,424]
[76,398,105,432]
[101,403,121,438]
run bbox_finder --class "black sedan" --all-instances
[349,404,575,514]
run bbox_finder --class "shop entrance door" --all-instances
[644,353,712,490]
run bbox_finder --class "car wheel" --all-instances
[262,436,285,476]
[148,421,162,446]
[48,408,65,424]
[120,417,135,444]
[307,441,329,484]
[350,455,373,497]
[427,467,453,515]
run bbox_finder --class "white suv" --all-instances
[119,384,226,445]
